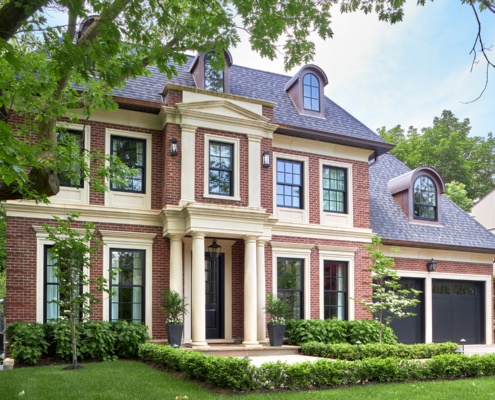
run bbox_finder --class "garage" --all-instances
[390,278,425,344]
[432,280,484,344]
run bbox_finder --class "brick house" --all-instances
[4,51,495,345]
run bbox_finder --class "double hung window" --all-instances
[323,166,347,213]
[209,142,233,196]
[277,258,304,320]
[413,176,437,220]
[323,261,347,320]
[277,159,303,209]
[303,73,320,112]
[57,129,84,188]
[110,136,146,193]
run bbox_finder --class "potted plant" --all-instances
[265,294,291,346]
[162,289,188,348]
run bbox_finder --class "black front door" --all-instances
[205,254,224,339]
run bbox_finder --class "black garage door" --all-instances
[390,278,425,344]
[432,280,484,344]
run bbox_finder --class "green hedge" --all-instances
[6,321,149,365]
[286,319,397,345]
[301,341,459,360]
[139,343,495,392]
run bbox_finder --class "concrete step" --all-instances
[186,344,300,357]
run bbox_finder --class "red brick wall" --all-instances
[262,105,274,121]
[165,90,183,107]
[194,128,249,206]
[164,124,181,206]
[231,240,245,339]
[261,138,274,213]
[271,148,370,229]
[394,258,492,275]
[5,216,169,338]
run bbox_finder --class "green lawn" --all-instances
[2,360,495,399]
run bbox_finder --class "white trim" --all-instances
[51,123,90,206]
[203,134,241,201]
[318,247,356,321]
[319,159,354,228]
[104,128,152,210]
[273,152,310,224]
[271,244,311,319]
[100,231,155,337]
[381,245,494,264]
[397,270,493,344]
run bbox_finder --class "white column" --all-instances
[180,125,197,205]
[247,135,262,208]
[169,235,183,294]
[243,236,260,346]
[257,240,267,343]
[191,232,208,347]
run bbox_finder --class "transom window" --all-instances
[110,136,146,193]
[323,261,347,320]
[204,51,224,92]
[277,258,304,320]
[209,142,233,196]
[413,176,437,220]
[57,129,84,188]
[110,249,145,323]
[277,159,303,208]
[303,73,320,112]
[323,166,347,213]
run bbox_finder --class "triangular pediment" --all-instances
[177,99,270,123]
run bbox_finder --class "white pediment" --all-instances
[177,99,269,123]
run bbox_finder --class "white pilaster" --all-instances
[243,236,260,346]
[247,135,262,208]
[191,232,208,347]
[180,125,197,204]
[257,240,267,342]
[169,235,183,294]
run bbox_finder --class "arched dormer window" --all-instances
[303,73,320,112]
[204,51,224,92]
[189,50,233,93]
[388,166,445,224]
[284,65,328,117]
[413,176,437,220]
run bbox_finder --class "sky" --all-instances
[229,0,495,138]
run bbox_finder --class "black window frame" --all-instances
[57,129,85,188]
[109,249,146,324]
[322,166,347,214]
[110,135,146,194]
[303,73,320,112]
[276,159,304,209]
[43,245,83,323]
[413,175,437,221]
[204,51,224,93]
[277,258,304,320]
[208,141,234,196]
[323,260,348,320]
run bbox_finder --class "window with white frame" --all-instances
[56,129,85,188]
[109,249,145,323]
[110,136,146,193]
[277,258,304,320]
[209,141,233,196]
[322,166,347,214]
[277,159,303,209]
[323,260,347,320]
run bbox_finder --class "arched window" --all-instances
[204,51,224,92]
[413,176,437,220]
[303,73,320,112]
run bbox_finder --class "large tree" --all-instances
[378,110,495,204]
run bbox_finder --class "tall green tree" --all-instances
[445,181,474,212]
[378,110,495,203]
[360,236,421,344]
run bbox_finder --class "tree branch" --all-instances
[0,0,49,41]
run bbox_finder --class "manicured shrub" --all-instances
[286,318,396,345]
[6,322,49,365]
[79,322,117,361]
[301,341,459,360]
[112,321,149,358]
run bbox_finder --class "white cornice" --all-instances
[99,230,157,241]
[272,222,374,243]
[3,202,162,227]
[381,245,495,264]
[271,242,314,250]
[73,108,162,131]
[317,245,358,253]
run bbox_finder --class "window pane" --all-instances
[110,136,146,193]
[323,261,347,320]
[276,159,303,209]
[209,142,233,196]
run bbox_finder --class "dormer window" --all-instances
[413,176,437,220]
[303,73,320,112]
[284,65,328,118]
[189,50,233,94]
[388,167,445,224]
[204,51,224,92]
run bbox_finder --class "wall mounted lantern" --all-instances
[262,151,270,168]
[426,258,437,272]
[208,239,221,260]
[170,138,178,156]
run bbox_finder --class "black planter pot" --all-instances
[167,324,184,348]
[267,324,286,346]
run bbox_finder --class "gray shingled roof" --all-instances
[113,56,388,146]
[370,153,495,251]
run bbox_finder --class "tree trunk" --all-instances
[71,307,78,369]
[0,166,60,201]
[0,0,49,41]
